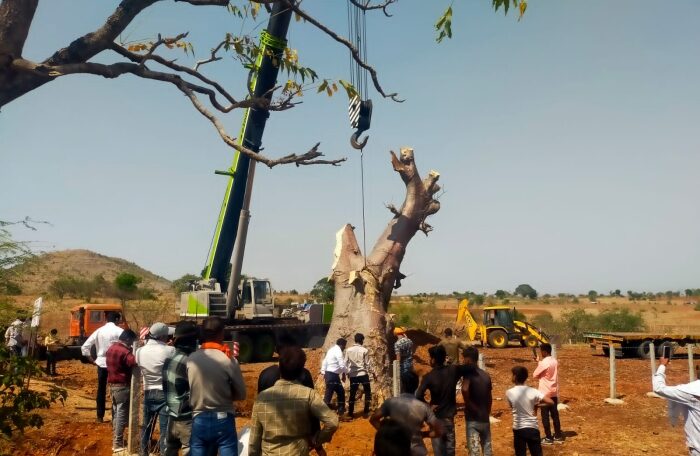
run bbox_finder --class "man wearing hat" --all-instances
[654,355,700,456]
[394,327,414,393]
[162,321,199,456]
[136,322,176,456]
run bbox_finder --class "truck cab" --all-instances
[68,303,128,345]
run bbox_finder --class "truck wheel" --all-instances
[237,335,254,363]
[254,334,275,362]
[637,340,653,359]
[488,330,508,348]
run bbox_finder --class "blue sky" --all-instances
[2,0,699,295]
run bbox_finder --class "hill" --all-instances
[13,249,172,295]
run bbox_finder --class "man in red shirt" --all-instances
[532,343,564,445]
[106,329,138,452]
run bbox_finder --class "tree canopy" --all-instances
[515,283,537,299]
[309,276,334,303]
[0,0,526,167]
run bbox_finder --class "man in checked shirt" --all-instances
[249,346,338,456]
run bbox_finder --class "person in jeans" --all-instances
[81,311,124,423]
[320,338,348,416]
[105,329,137,452]
[415,345,473,456]
[162,321,198,456]
[461,346,493,456]
[187,316,246,456]
[370,371,443,456]
[135,322,176,456]
[506,366,553,456]
[344,333,373,418]
[533,343,564,444]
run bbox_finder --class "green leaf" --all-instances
[434,6,453,43]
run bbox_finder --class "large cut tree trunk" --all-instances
[324,147,441,402]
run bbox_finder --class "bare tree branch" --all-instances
[349,0,397,17]
[283,0,402,102]
[174,0,228,5]
[194,40,227,71]
[385,203,401,217]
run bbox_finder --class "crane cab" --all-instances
[180,277,275,320]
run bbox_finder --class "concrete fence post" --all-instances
[609,345,616,399]
[127,341,143,454]
[392,360,400,397]
[650,342,656,378]
[478,353,485,371]
[690,344,696,382]
[552,344,557,359]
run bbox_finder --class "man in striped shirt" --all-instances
[162,321,198,456]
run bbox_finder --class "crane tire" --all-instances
[254,333,276,362]
[237,335,254,363]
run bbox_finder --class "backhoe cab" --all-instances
[457,299,549,349]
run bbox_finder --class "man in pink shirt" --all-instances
[533,343,564,445]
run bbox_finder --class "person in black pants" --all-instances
[321,338,348,416]
[506,366,554,456]
[345,333,373,418]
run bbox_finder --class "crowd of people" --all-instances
[81,313,247,456]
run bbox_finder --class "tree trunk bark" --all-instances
[324,147,441,402]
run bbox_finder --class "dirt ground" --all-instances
[3,341,694,456]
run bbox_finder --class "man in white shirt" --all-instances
[135,322,176,456]
[654,356,700,456]
[321,338,348,416]
[81,311,124,423]
[5,315,26,356]
[344,333,373,418]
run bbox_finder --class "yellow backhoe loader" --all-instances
[456,299,549,348]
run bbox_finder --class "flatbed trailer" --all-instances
[584,331,700,358]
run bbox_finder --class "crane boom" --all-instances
[203,4,293,304]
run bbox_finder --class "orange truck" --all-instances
[68,303,128,345]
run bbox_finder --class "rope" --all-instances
[360,147,367,266]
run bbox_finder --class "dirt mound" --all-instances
[406,328,441,346]
[13,249,172,295]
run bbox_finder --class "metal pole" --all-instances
[609,345,616,399]
[690,344,696,382]
[552,343,557,359]
[392,360,400,397]
[478,353,485,371]
[650,342,656,378]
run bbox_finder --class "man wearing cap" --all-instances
[654,355,700,455]
[394,327,414,392]
[162,321,198,456]
[136,322,176,456]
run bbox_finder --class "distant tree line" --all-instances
[532,308,645,342]
[49,272,155,304]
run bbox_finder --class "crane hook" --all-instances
[351,129,369,149]
[349,98,373,150]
